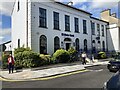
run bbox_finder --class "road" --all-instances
[2,65,114,89]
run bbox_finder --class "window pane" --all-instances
[54,12,59,30]
[83,20,87,34]
[40,35,47,54]
[65,15,70,31]
[39,8,47,28]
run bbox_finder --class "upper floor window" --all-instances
[17,1,20,12]
[101,25,104,36]
[74,17,79,33]
[97,24,100,36]
[91,21,95,35]
[65,15,70,31]
[83,20,87,34]
[53,12,59,30]
[39,8,47,28]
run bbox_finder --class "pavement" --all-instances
[0,59,109,81]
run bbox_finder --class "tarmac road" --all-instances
[2,65,114,89]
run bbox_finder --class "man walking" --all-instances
[81,52,87,65]
[8,54,15,74]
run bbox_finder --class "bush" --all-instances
[2,53,9,69]
[98,52,106,59]
[52,49,70,63]
[14,47,41,68]
[40,54,51,65]
[68,47,78,62]
[14,47,31,55]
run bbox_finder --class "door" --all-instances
[66,43,71,50]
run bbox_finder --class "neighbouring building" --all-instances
[12,0,108,55]
[101,9,120,52]
[0,41,12,52]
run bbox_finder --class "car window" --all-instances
[114,55,120,61]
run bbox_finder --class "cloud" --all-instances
[0,28,11,36]
[0,21,2,28]
[0,28,11,44]
[0,0,15,16]
[91,0,119,9]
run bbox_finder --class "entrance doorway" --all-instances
[64,38,72,50]
[66,43,71,50]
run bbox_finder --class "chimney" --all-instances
[111,13,116,18]
[67,1,73,6]
[100,9,111,22]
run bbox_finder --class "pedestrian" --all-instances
[92,54,94,63]
[81,52,87,65]
[8,54,15,74]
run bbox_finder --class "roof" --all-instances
[0,41,11,45]
[55,2,92,15]
[90,16,109,23]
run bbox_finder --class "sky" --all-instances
[0,0,119,44]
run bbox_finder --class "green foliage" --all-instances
[2,53,9,69]
[98,52,106,59]
[0,44,6,52]
[68,47,78,62]
[52,49,70,63]
[14,60,23,69]
[14,46,31,55]
[14,47,40,68]
[40,54,51,65]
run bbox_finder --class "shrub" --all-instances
[14,47,41,68]
[14,47,31,55]
[52,49,70,63]
[98,52,106,59]
[68,47,78,62]
[40,54,51,65]
[2,53,9,69]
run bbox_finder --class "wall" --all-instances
[30,2,107,54]
[12,0,27,52]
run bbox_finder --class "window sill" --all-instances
[53,28,61,31]
[65,30,71,32]
[75,31,80,33]
[83,33,88,35]
[39,26,48,29]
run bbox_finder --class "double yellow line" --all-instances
[0,69,88,82]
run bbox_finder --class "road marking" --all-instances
[0,69,89,82]
[89,69,103,72]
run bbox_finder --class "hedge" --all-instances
[52,49,70,63]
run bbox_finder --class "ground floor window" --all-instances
[54,36,60,52]
[102,41,105,51]
[92,40,96,53]
[40,35,47,54]
[75,38,79,51]
[84,39,88,52]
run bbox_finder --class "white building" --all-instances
[12,0,108,55]
[101,9,120,52]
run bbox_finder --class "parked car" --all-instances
[103,70,120,90]
[107,55,120,72]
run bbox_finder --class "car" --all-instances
[107,55,120,72]
[103,70,120,90]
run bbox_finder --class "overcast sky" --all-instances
[0,0,119,44]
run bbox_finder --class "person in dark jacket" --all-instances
[8,54,15,74]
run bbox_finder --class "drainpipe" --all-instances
[26,0,28,47]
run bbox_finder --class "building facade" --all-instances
[12,0,108,55]
[101,9,120,52]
